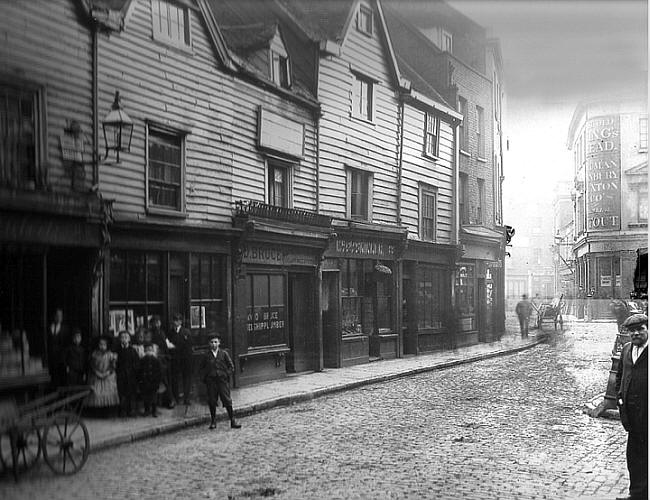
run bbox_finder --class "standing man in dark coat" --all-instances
[171,313,193,405]
[149,315,175,408]
[515,294,534,338]
[48,308,70,389]
[198,335,241,430]
[615,313,648,500]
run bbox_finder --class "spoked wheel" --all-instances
[0,426,41,477]
[42,412,89,475]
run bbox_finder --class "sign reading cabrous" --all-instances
[258,107,304,159]
[241,243,319,267]
[585,115,621,231]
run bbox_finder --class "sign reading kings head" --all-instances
[586,115,621,231]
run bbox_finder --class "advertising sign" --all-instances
[585,115,621,231]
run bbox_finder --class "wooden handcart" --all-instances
[537,295,565,331]
[0,386,91,480]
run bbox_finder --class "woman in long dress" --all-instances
[86,336,119,410]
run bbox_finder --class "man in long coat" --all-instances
[615,313,648,500]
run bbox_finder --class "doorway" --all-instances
[287,273,315,373]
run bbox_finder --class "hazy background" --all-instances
[446,0,648,216]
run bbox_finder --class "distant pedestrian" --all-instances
[515,294,533,338]
[138,344,162,417]
[198,335,240,430]
[48,308,70,389]
[615,313,648,500]
[170,313,193,405]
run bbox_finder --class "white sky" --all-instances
[445,0,648,216]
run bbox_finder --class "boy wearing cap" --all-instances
[615,313,648,500]
[199,335,241,430]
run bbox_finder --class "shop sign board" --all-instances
[241,244,318,267]
[329,236,396,259]
[585,115,621,231]
[258,107,304,159]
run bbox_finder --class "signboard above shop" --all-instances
[258,107,304,159]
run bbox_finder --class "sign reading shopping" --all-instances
[586,115,621,231]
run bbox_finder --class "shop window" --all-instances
[0,83,44,188]
[190,254,224,338]
[420,184,437,241]
[151,0,191,48]
[455,264,476,331]
[109,250,165,335]
[147,125,185,213]
[271,50,291,88]
[458,96,468,153]
[476,105,485,159]
[268,161,291,208]
[347,167,372,221]
[246,274,286,348]
[417,266,444,330]
[424,113,440,158]
[357,4,373,35]
[341,259,373,336]
[352,73,374,122]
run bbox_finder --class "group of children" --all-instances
[65,329,164,418]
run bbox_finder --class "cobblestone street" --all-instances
[1,320,630,500]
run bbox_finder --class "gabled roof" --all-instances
[276,0,356,42]
[625,160,648,176]
[220,22,279,54]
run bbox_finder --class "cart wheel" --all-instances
[0,427,41,474]
[42,412,89,475]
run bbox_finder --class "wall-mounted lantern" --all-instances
[102,91,133,162]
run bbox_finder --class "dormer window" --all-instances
[442,29,453,52]
[271,50,291,88]
[151,0,191,48]
[357,5,373,35]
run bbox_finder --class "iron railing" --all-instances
[234,200,332,228]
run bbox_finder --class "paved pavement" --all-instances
[0,317,630,500]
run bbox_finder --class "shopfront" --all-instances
[231,203,331,386]
[106,224,232,383]
[0,195,108,396]
[402,242,456,354]
[321,227,407,367]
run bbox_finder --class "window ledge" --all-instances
[240,346,290,358]
[628,222,648,228]
[423,153,440,162]
[459,149,470,157]
[476,156,487,163]
[151,35,194,56]
[350,114,376,127]
[146,206,188,218]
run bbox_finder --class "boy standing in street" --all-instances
[199,335,241,430]
[138,343,162,417]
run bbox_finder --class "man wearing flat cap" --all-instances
[615,313,648,500]
[199,334,241,430]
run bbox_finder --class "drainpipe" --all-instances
[396,99,404,226]
[92,20,99,188]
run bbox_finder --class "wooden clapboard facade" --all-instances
[0,0,109,393]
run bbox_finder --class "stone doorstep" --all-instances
[89,338,544,453]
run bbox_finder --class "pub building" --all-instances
[231,202,332,386]
[321,223,408,367]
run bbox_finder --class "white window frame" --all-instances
[441,29,453,53]
[0,81,47,188]
[346,167,373,221]
[476,105,485,159]
[424,112,440,158]
[458,96,468,154]
[351,73,374,122]
[357,4,373,36]
[151,0,191,49]
[640,116,648,152]
[420,184,438,241]
[459,173,468,225]
[270,50,291,88]
[266,158,293,208]
[146,122,187,215]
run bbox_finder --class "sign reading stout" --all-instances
[585,115,621,231]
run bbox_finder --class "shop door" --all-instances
[322,271,340,368]
[287,273,315,373]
